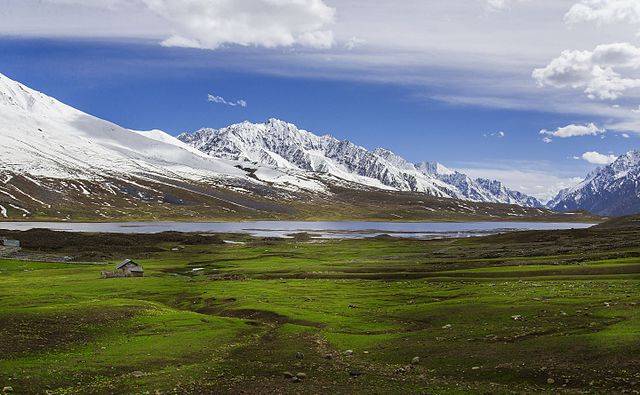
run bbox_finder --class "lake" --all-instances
[0,221,596,239]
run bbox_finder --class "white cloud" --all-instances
[484,131,506,138]
[565,0,640,26]
[579,151,618,164]
[41,0,336,50]
[533,42,640,100]
[149,0,335,50]
[207,93,247,108]
[485,0,529,11]
[542,136,554,144]
[622,132,631,138]
[540,122,605,138]
[344,37,366,50]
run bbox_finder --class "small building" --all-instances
[1,239,20,248]
[115,259,144,277]
[101,259,144,278]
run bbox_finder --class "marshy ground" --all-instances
[1,221,639,394]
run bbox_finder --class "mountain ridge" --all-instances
[178,119,544,208]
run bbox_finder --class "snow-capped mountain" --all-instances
[0,72,250,183]
[178,120,457,196]
[475,179,543,208]
[548,150,640,216]
[178,120,543,208]
[415,161,543,208]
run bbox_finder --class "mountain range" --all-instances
[177,120,543,208]
[0,72,604,221]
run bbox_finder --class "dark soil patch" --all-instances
[0,307,141,356]
[208,308,325,328]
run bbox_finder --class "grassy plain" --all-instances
[0,224,639,394]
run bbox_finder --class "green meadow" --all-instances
[1,226,639,394]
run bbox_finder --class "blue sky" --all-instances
[1,1,640,201]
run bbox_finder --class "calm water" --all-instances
[0,221,595,239]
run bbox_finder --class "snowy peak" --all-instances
[0,72,69,116]
[373,148,417,171]
[178,120,543,208]
[609,150,640,178]
[549,149,640,216]
[415,161,455,176]
[475,179,542,208]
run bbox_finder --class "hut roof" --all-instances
[116,259,141,270]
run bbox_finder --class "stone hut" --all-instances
[102,259,144,278]
[115,259,144,277]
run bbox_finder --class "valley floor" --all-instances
[1,224,639,394]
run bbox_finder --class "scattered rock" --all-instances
[295,352,304,360]
[547,378,555,384]
[291,376,301,383]
[348,304,358,309]
[344,349,354,356]
[411,357,420,365]
[296,373,307,380]
[132,371,144,378]
[442,324,452,329]
[349,370,363,377]
[395,367,407,374]
[511,315,523,321]
[283,372,294,379]
[472,366,480,370]
[2,387,13,393]
[324,353,333,360]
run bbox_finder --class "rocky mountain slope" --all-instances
[548,150,640,216]
[179,120,543,208]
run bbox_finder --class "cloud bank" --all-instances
[565,0,640,26]
[42,0,336,50]
[533,43,640,100]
